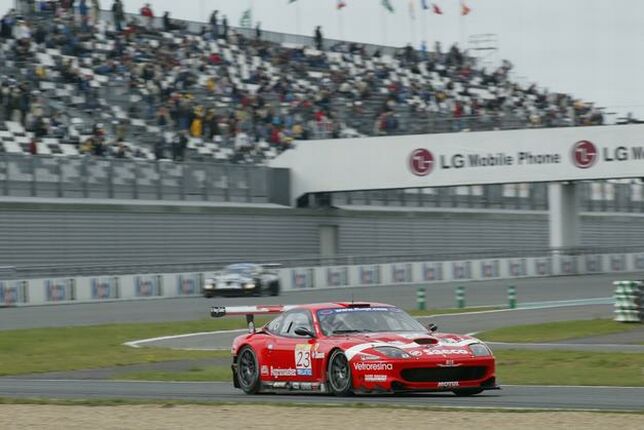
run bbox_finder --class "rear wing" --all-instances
[260,263,282,270]
[210,304,299,333]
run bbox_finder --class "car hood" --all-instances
[213,273,253,284]
[333,331,484,360]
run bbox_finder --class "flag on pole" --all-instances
[461,1,471,16]
[288,0,297,3]
[421,0,429,10]
[239,9,252,27]
[432,3,443,15]
[337,0,347,9]
[382,0,394,13]
[409,0,416,19]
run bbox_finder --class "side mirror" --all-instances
[294,327,316,338]
[427,323,438,333]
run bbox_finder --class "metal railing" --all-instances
[4,245,644,280]
[0,154,270,203]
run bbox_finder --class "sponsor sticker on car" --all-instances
[437,381,460,388]
[295,344,313,376]
[424,349,470,355]
[353,362,393,371]
[270,367,296,377]
[365,374,387,382]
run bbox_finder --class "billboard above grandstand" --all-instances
[270,125,644,202]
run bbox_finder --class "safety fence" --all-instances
[613,280,643,322]
[2,251,643,307]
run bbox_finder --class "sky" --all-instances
[2,0,643,120]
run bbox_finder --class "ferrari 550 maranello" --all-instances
[210,302,498,396]
[202,263,280,297]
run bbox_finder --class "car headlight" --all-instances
[243,282,256,290]
[469,343,491,356]
[374,346,411,359]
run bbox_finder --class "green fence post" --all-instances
[508,286,517,309]
[416,288,426,311]
[456,286,465,309]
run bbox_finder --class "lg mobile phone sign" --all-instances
[270,124,644,198]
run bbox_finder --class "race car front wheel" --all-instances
[327,350,352,396]
[237,346,261,394]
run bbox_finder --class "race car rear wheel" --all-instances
[327,350,352,396]
[237,346,261,394]
[453,388,484,396]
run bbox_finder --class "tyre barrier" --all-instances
[613,280,643,323]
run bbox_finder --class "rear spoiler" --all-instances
[260,263,282,269]
[210,304,299,333]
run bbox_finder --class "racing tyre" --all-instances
[327,350,353,396]
[237,346,261,394]
[453,388,484,397]
[269,281,280,296]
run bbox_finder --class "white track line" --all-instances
[123,329,245,348]
[124,298,614,348]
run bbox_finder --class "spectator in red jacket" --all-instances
[140,3,154,30]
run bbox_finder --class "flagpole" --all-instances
[422,4,428,50]
[338,7,344,40]
[296,0,301,36]
[381,5,386,46]
[459,1,466,49]
[250,0,254,35]
[408,2,413,47]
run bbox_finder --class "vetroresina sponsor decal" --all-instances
[353,362,393,371]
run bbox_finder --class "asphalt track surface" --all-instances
[0,379,642,411]
[2,272,641,330]
[2,273,644,411]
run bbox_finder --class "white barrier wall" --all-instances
[2,253,644,306]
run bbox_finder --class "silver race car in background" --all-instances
[202,263,281,297]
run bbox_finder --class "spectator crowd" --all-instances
[0,1,606,164]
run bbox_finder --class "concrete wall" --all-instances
[2,252,643,306]
[1,199,644,268]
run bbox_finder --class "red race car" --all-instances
[210,302,498,396]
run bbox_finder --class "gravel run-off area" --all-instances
[1,405,642,430]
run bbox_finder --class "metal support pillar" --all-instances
[548,182,580,249]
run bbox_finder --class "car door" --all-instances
[270,310,318,382]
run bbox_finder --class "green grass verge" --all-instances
[495,350,644,387]
[0,318,268,376]
[116,365,232,382]
[477,319,641,343]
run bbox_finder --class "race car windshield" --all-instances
[224,266,254,277]
[316,307,426,336]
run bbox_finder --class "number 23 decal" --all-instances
[295,344,313,375]
[296,350,310,367]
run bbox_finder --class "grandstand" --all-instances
[0,2,642,275]
[1,3,606,166]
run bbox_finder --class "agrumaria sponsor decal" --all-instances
[270,367,297,377]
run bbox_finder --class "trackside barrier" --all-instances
[416,288,426,311]
[456,286,466,309]
[613,281,643,323]
[508,286,517,309]
[5,252,644,306]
